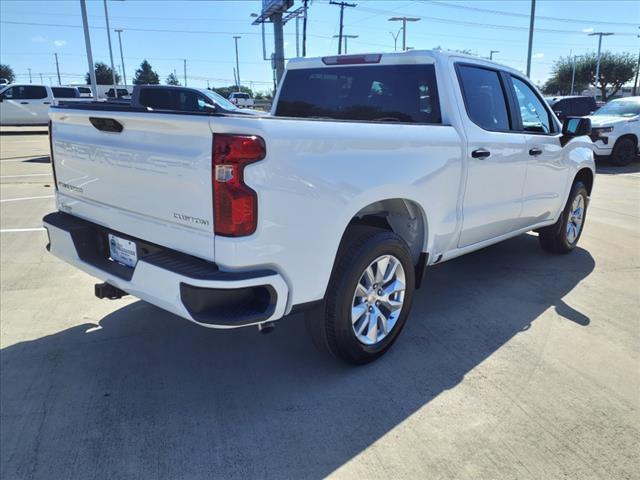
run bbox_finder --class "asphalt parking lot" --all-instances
[1,128,639,480]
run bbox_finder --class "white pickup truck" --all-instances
[43,51,595,364]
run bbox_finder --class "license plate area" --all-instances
[108,233,138,268]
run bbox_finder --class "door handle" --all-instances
[529,147,543,156]
[20,101,29,105]
[471,148,491,159]
[44,102,51,105]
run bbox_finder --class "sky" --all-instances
[0,0,638,93]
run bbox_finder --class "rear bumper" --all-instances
[42,212,289,328]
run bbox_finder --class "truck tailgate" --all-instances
[49,109,215,261]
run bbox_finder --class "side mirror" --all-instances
[562,117,591,137]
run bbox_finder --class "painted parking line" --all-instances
[0,227,47,233]
[0,195,55,203]
[0,173,51,178]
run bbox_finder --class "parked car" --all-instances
[0,84,53,125]
[545,95,597,121]
[106,87,131,99]
[75,86,93,98]
[43,50,594,364]
[228,91,254,108]
[587,96,640,166]
[133,85,262,115]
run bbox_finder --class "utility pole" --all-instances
[589,31,614,98]
[80,0,98,98]
[54,53,61,85]
[28,68,32,83]
[103,0,117,88]
[183,59,187,86]
[333,34,358,55]
[633,47,640,96]
[272,12,285,83]
[302,0,309,57]
[634,29,640,96]
[295,14,300,57]
[489,50,499,60]
[330,1,356,55]
[388,17,420,52]
[233,36,241,89]
[114,29,127,89]
[525,0,536,77]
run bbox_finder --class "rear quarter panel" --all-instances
[210,115,463,307]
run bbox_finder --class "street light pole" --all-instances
[489,50,499,60]
[333,34,358,54]
[183,59,187,87]
[525,0,536,77]
[80,0,98,98]
[388,17,420,52]
[103,0,117,88]
[390,29,401,51]
[28,68,32,83]
[589,31,614,98]
[233,36,241,89]
[114,29,127,89]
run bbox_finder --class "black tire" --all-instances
[539,181,589,254]
[305,226,415,365]
[610,137,637,167]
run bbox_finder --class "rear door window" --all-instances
[457,65,510,131]
[275,64,441,124]
[52,87,77,98]
[2,85,48,100]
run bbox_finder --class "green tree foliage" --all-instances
[85,62,121,85]
[0,64,16,83]
[544,52,637,100]
[133,60,160,85]
[166,72,181,86]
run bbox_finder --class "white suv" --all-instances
[587,96,640,166]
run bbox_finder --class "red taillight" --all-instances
[321,54,382,65]
[213,134,266,237]
[48,121,58,190]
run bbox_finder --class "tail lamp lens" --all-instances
[213,134,266,237]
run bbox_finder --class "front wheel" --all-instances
[539,181,589,254]
[306,226,415,365]
[610,138,637,167]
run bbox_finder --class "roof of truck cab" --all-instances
[285,49,524,77]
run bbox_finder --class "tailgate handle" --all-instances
[89,117,123,133]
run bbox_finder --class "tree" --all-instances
[85,62,121,85]
[0,64,15,83]
[544,52,637,100]
[542,55,589,96]
[133,60,160,85]
[582,51,637,101]
[166,72,180,86]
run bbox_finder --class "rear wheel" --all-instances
[610,137,637,167]
[539,181,588,254]
[306,226,415,365]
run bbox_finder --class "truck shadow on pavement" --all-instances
[0,234,595,479]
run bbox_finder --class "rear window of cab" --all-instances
[275,64,441,124]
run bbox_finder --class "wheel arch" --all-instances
[574,167,594,196]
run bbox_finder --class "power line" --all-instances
[354,6,638,36]
[426,0,639,27]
